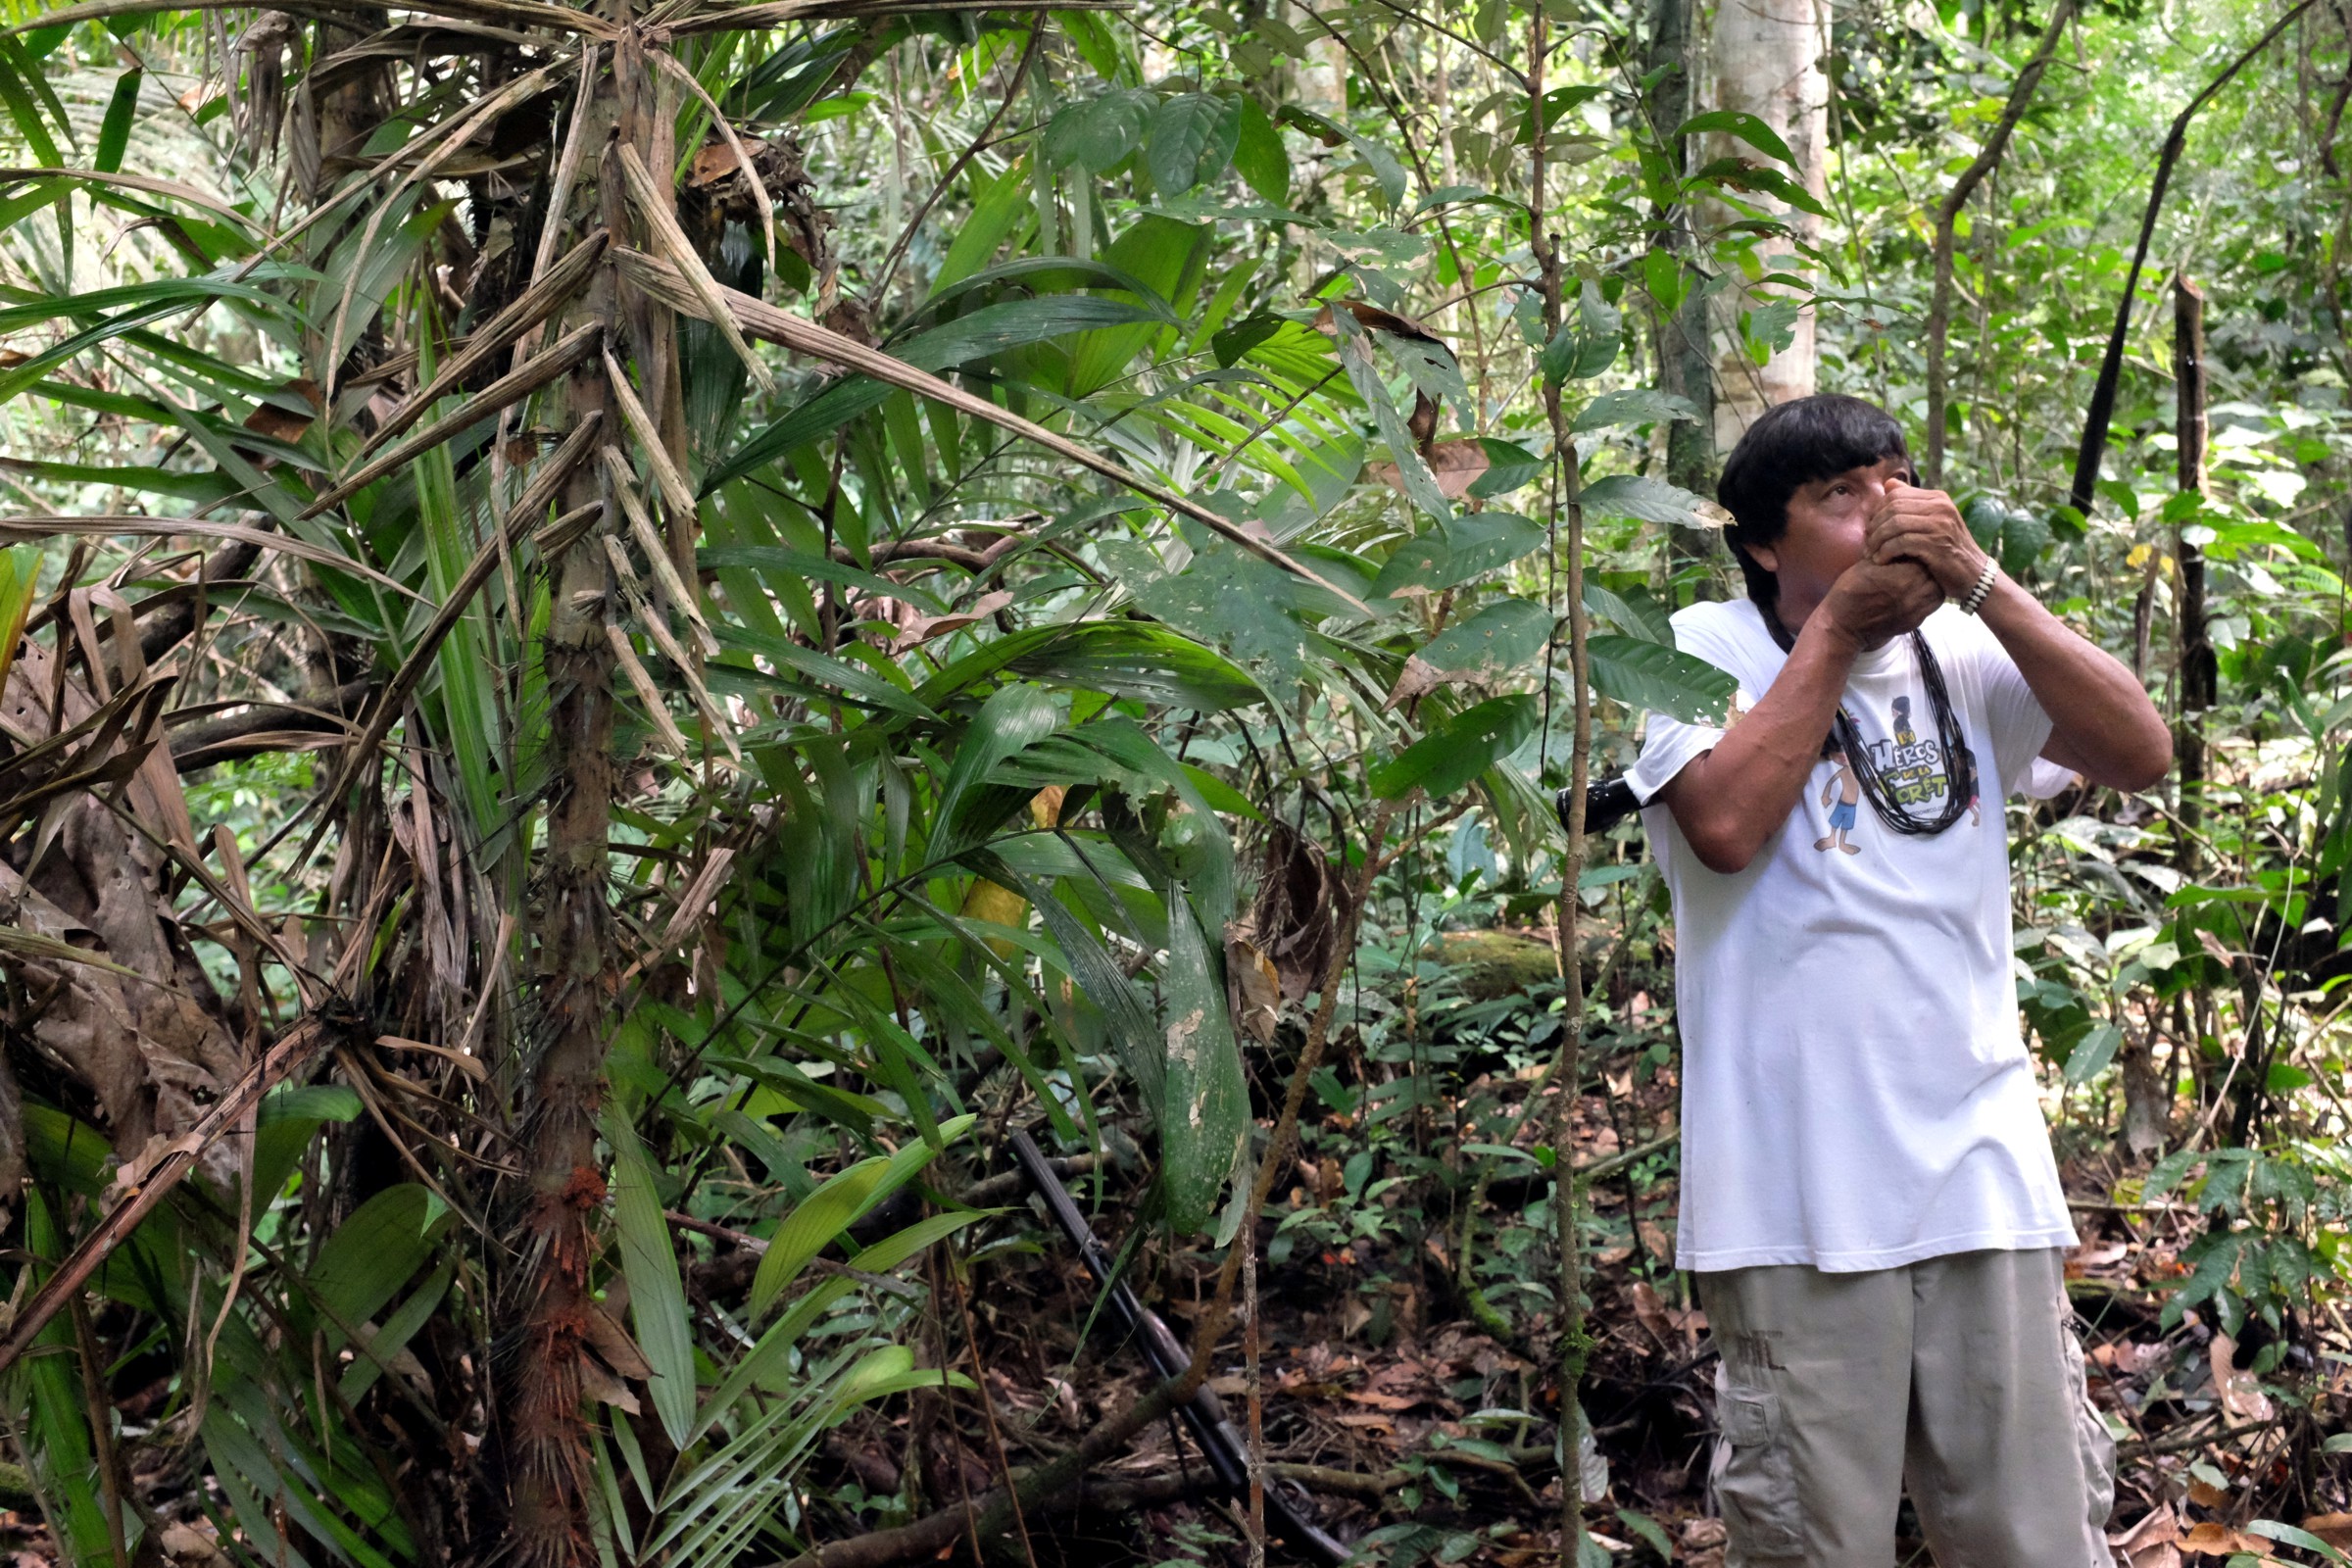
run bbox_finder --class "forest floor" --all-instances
[896,1056,2352,1567]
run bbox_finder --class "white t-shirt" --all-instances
[1626,599,2078,1273]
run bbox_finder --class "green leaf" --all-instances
[1148,92,1242,196]
[1160,893,1250,1235]
[1587,635,1736,723]
[1371,695,1538,799]
[1675,109,1796,166]
[1574,388,1697,433]
[1044,87,1152,172]
[2063,1023,2123,1086]
[932,683,1061,857]
[1419,598,1553,678]
[1580,473,1720,528]
[1466,440,1546,499]
[95,68,139,173]
[711,622,941,719]
[748,1114,975,1317]
[308,1185,444,1342]
[605,1107,696,1449]
[0,41,64,167]
[1211,309,1286,368]
[1584,582,1672,645]
[1231,96,1290,205]
[1107,534,1330,688]
[2000,508,2053,576]
[1004,621,1267,711]
[2246,1522,2352,1566]
[1372,512,1545,598]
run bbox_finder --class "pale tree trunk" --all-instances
[1291,2,1346,113]
[1706,0,1829,446]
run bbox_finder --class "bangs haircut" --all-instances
[1717,394,1912,608]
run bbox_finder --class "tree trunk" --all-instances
[502,40,631,1567]
[1646,0,1718,543]
[1705,0,1829,446]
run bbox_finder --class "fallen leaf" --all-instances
[2186,1476,2229,1509]
[2111,1502,2183,1568]
[2210,1334,2275,1422]
[689,141,743,187]
[1225,928,1281,1044]
[2176,1520,2270,1557]
[1334,1411,1395,1434]
[880,591,1012,653]
[1629,1280,1673,1347]
[1344,1390,1418,1411]
[2301,1514,2352,1550]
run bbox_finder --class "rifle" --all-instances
[1008,1130,1349,1564]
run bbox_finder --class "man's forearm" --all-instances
[1976,574,2171,791]
[1659,615,1859,873]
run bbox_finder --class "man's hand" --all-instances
[1865,478,1990,598]
[1819,558,1943,650]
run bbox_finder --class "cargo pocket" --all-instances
[2060,1299,2120,1566]
[1713,1363,1803,1563]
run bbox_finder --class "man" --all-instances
[1622,395,2172,1567]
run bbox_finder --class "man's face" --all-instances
[1750,455,1914,612]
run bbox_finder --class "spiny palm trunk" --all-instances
[503,25,669,1562]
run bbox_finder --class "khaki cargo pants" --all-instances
[1696,1248,2117,1567]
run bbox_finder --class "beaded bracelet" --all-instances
[1958,556,1999,615]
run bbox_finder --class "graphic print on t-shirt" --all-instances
[1814,744,1863,855]
[1813,686,1971,857]
[1864,690,1955,809]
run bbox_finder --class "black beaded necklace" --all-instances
[1760,602,1977,838]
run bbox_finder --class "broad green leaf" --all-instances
[1160,893,1250,1235]
[1574,388,1698,432]
[1232,95,1290,204]
[1675,109,1796,167]
[1044,88,1152,172]
[1372,512,1545,598]
[1147,92,1242,195]
[1004,621,1267,711]
[1418,598,1553,678]
[1371,695,1538,800]
[308,1185,445,1343]
[2063,1023,2123,1086]
[1579,473,1720,528]
[932,682,1061,856]
[1583,582,1673,646]
[1587,634,1737,723]
[605,1108,697,1448]
[1467,439,1546,498]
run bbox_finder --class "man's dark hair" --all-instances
[1716,394,1911,607]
